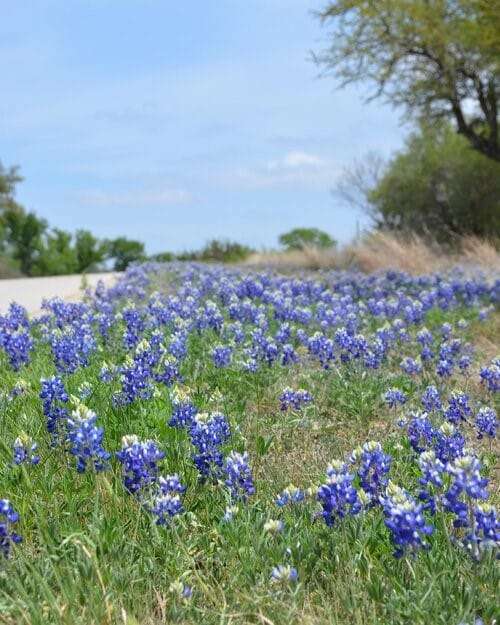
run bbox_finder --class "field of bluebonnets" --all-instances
[0,261,499,625]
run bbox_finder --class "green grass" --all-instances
[0,266,498,625]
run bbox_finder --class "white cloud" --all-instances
[215,150,339,190]
[81,187,191,207]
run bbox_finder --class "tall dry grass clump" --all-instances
[245,232,500,275]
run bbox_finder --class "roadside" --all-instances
[0,272,119,315]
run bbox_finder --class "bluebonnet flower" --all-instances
[168,388,197,429]
[279,387,313,411]
[222,451,255,501]
[421,385,442,412]
[213,344,232,368]
[443,454,489,528]
[317,460,361,526]
[148,474,185,525]
[479,358,500,393]
[418,450,446,489]
[384,388,406,409]
[433,422,465,463]
[116,435,165,495]
[281,343,298,366]
[189,412,231,481]
[270,564,298,583]
[405,411,434,454]
[50,324,96,374]
[416,327,434,346]
[399,357,422,375]
[13,433,40,466]
[349,441,391,502]
[458,354,472,371]
[444,391,472,424]
[66,404,111,473]
[475,407,497,439]
[0,499,22,558]
[420,345,435,361]
[113,355,154,406]
[382,481,433,558]
[417,450,446,514]
[436,358,453,377]
[154,354,184,388]
[99,362,114,383]
[40,376,69,443]
[2,329,34,371]
[276,484,305,506]
[460,503,500,561]
[440,322,453,340]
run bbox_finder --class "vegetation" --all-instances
[278,227,336,251]
[337,122,500,244]
[176,239,254,263]
[314,0,500,162]
[0,262,498,624]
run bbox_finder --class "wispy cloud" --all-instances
[215,150,339,190]
[80,187,191,207]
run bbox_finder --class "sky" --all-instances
[1,0,406,254]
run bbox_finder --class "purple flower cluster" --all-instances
[116,435,165,494]
[479,358,499,393]
[148,474,186,525]
[116,435,185,525]
[189,412,231,481]
[13,434,40,466]
[168,389,198,429]
[40,376,69,443]
[66,405,111,473]
[0,304,33,371]
[0,499,22,558]
[475,407,497,439]
[222,451,255,501]
[384,388,406,409]
[213,344,232,368]
[349,441,391,502]
[317,461,361,526]
[279,387,314,411]
[382,482,433,558]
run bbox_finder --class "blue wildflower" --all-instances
[382,481,433,558]
[475,407,497,439]
[13,433,40,466]
[0,499,22,558]
[317,460,361,526]
[116,435,165,495]
[222,451,255,501]
[279,387,313,411]
[384,388,406,409]
[66,404,111,473]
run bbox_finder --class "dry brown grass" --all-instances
[245,232,500,275]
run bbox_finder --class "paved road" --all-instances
[0,273,118,315]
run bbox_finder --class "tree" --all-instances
[0,162,24,213]
[74,229,106,273]
[345,121,500,243]
[314,0,500,161]
[3,210,47,275]
[106,237,145,271]
[278,227,336,250]
[35,228,77,276]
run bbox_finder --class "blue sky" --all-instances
[1,0,406,254]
